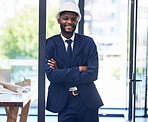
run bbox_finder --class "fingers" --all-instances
[47,62,54,69]
[48,62,54,67]
[48,58,56,64]
[79,66,88,72]
[47,58,58,69]
[47,59,55,65]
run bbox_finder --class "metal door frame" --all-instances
[127,0,148,121]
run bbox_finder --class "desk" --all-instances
[0,84,37,122]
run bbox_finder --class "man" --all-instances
[45,2,103,122]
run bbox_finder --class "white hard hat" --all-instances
[56,2,81,22]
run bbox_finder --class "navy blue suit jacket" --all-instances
[45,33,103,113]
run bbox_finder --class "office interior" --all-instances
[0,0,148,122]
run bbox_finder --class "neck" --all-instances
[61,32,73,39]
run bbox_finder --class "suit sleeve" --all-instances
[44,39,80,83]
[77,39,98,85]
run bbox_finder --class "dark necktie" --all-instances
[66,39,72,66]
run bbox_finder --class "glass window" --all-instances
[0,0,39,120]
[84,0,128,111]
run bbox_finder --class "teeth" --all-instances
[66,26,72,28]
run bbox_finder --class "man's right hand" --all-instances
[79,66,88,72]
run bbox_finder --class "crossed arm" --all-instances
[45,38,98,85]
[47,58,88,72]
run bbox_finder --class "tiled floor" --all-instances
[0,107,148,122]
[0,115,148,122]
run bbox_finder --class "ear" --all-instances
[58,19,60,24]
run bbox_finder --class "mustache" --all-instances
[60,24,76,34]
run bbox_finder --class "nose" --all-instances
[67,19,72,24]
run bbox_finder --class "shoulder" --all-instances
[76,34,97,50]
[75,33,95,46]
[46,34,60,42]
[46,34,61,46]
[75,33,93,40]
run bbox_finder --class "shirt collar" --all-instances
[60,33,75,42]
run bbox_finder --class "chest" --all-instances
[53,41,89,68]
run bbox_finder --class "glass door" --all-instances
[134,0,148,121]
[126,0,148,121]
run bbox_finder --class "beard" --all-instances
[60,24,76,34]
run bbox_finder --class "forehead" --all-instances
[60,11,78,18]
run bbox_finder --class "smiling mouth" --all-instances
[65,25,73,29]
[65,26,73,32]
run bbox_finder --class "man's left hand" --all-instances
[47,58,58,69]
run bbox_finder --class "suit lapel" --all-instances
[56,34,81,67]
[71,34,81,66]
[56,35,70,67]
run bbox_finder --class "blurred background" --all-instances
[0,0,148,121]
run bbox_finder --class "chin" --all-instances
[65,31,74,34]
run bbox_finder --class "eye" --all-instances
[71,18,77,22]
[63,17,69,21]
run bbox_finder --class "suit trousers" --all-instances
[58,93,99,122]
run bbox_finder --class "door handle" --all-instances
[130,79,142,82]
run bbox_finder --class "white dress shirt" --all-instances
[60,33,78,91]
